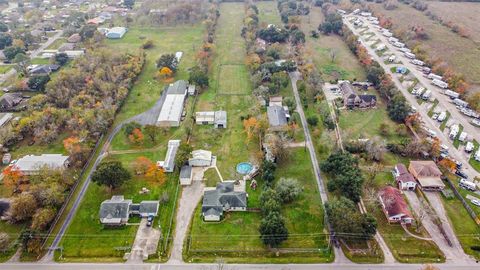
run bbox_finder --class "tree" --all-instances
[325,197,377,240]
[275,178,302,203]
[55,52,69,66]
[188,66,209,89]
[156,54,178,71]
[257,26,289,43]
[128,128,144,144]
[307,115,319,126]
[319,13,343,34]
[3,46,24,60]
[91,161,131,190]
[0,33,12,49]
[142,39,154,49]
[387,94,411,122]
[124,0,135,9]
[134,156,153,175]
[261,159,276,183]
[175,142,193,169]
[13,53,30,75]
[366,65,384,86]
[145,164,166,184]
[9,193,38,222]
[2,166,26,194]
[124,122,142,136]
[0,22,8,32]
[259,211,288,247]
[79,24,97,41]
[31,208,56,231]
[28,75,50,91]
[159,67,173,80]
[143,124,160,143]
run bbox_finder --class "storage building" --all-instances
[157,80,188,127]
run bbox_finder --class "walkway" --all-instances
[167,181,204,264]
[400,223,432,241]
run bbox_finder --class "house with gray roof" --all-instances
[0,93,23,111]
[202,181,247,221]
[99,196,159,226]
[267,105,288,129]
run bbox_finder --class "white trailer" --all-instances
[375,44,386,51]
[444,90,460,99]
[475,150,480,161]
[411,59,424,66]
[422,67,431,74]
[422,90,432,100]
[393,41,405,48]
[388,55,396,62]
[437,111,447,122]
[460,178,476,191]
[404,52,416,59]
[432,79,448,89]
[449,124,459,139]
[453,98,468,108]
[399,47,411,53]
[427,73,443,81]
[388,37,399,43]
[382,31,393,37]
[459,131,467,142]
[465,142,474,153]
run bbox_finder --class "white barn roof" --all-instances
[15,154,69,172]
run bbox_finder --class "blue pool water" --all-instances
[236,162,253,175]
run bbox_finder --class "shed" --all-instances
[188,84,196,96]
[189,150,212,167]
[180,165,193,185]
[214,111,227,129]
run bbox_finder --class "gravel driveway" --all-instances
[168,181,204,264]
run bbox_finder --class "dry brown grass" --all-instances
[369,3,480,88]
[427,2,480,43]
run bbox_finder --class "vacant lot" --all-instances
[256,0,282,25]
[426,2,480,43]
[300,7,366,82]
[369,3,480,88]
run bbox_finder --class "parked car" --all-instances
[147,215,154,227]
[455,170,468,179]
[471,199,480,207]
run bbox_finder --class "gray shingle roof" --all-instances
[180,165,192,178]
[139,201,159,215]
[267,105,287,127]
[99,197,131,220]
[167,80,188,95]
[202,182,247,218]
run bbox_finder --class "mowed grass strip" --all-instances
[217,65,251,95]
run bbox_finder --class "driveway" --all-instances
[127,218,161,263]
[168,181,204,264]
[403,191,470,262]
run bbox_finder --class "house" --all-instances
[202,181,247,221]
[63,50,85,58]
[393,164,417,191]
[58,42,76,52]
[99,195,159,226]
[179,165,193,185]
[339,81,377,109]
[157,80,188,127]
[87,17,105,25]
[189,150,213,167]
[13,154,69,175]
[267,105,288,129]
[67,33,81,43]
[105,27,127,39]
[408,160,445,191]
[0,93,23,111]
[29,64,60,76]
[378,186,414,224]
[156,140,180,173]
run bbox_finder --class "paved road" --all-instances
[2,262,479,270]
[289,72,351,263]
[345,15,479,180]
[168,181,204,264]
[43,92,167,261]
[0,30,64,85]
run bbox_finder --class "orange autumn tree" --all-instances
[129,128,144,145]
[243,117,259,143]
[159,67,173,81]
[439,158,456,172]
[145,164,166,185]
[134,156,153,175]
[3,166,26,194]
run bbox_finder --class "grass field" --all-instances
[300,7,366,82]
[256,1,282,25]
[217,64,251,95]
[0,65,12,74]
[46,38,67,50]
[370,3,480,88]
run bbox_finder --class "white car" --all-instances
[471,199,480,207]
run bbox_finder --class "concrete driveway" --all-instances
[127,218,161,263]
[168,181,204,264]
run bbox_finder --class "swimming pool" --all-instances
[236,162,253,175]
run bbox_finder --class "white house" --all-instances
[189,150,213,167]
[393,164,417,191]
[13,154,69,175]
[156,140,180,173]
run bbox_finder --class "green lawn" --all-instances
[0,65,12,74]
[439,111,451,131]
[46,38,67,50]
[217,64,251,95]
[0,221,25,262]
[256,1,282,25]
[58,152,178,261]
[469,140,480,173]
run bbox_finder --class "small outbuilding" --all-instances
[189,150,213,167]
[105,27,127,39]
[179,165,193,185]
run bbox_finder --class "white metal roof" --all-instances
[15,154,69,172]
[157,94,186,124]
[191,150,212,161]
